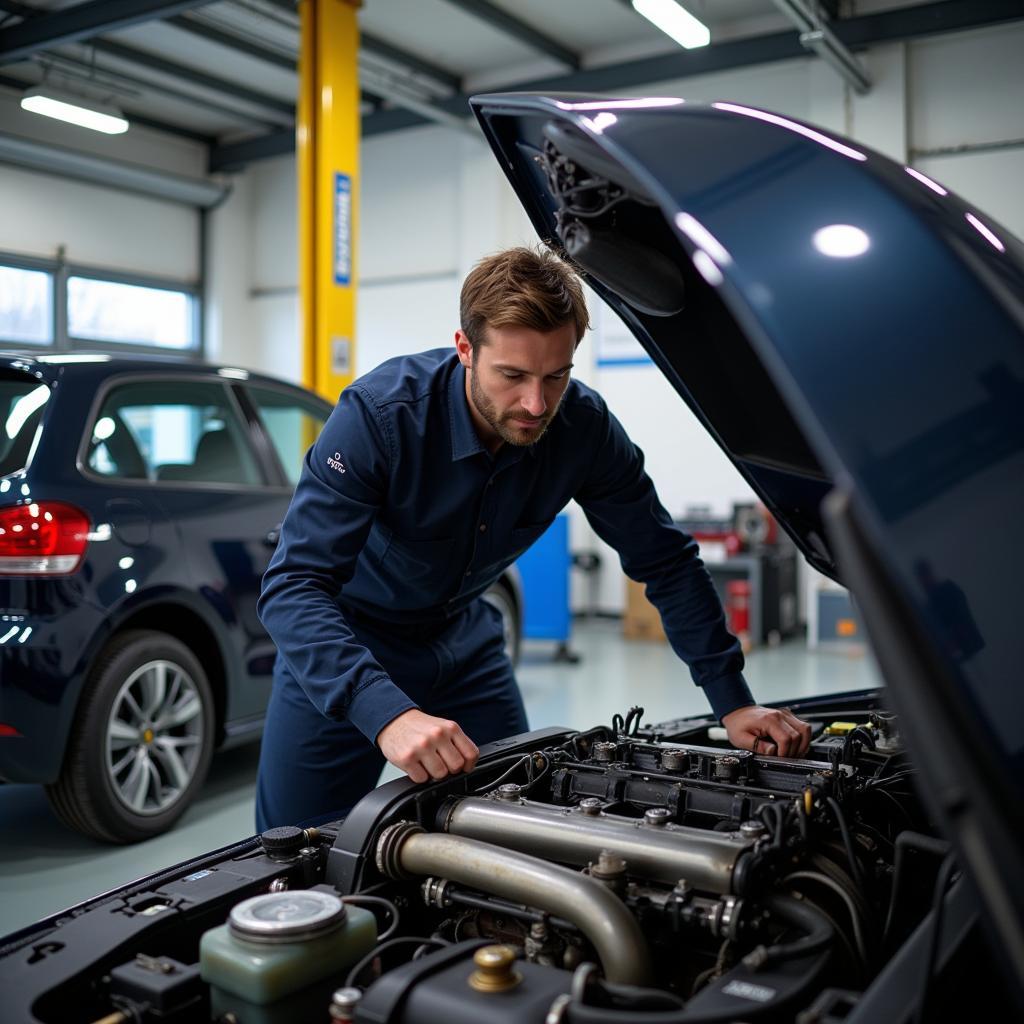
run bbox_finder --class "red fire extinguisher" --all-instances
[726,579,752,650]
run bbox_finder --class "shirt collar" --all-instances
[448,360,486,462]
[446,358,539,464]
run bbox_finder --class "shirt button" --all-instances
[479,524,487,532]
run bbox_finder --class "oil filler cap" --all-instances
[228,891,347,945]
[260,825,305,857]
[468,945,521,993]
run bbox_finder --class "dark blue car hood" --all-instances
[470,92,1024,989]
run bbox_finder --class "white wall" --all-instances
[200,18,1024,614]
[0,91,204,280]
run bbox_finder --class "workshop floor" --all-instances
[0,620,880,937]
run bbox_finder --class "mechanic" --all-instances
[255,247,812,830]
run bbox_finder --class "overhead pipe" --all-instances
[0,131,230,207]
[772,0,872,93]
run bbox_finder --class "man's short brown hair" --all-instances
[460,246,590,353]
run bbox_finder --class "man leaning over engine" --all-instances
[255,246,812,830]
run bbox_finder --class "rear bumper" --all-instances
[0,607,105,784]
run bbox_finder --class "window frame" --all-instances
[76,372,277,492]
[0,249,202,358]
[236,379,333,490]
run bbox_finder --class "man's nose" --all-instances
[520,382,546,417]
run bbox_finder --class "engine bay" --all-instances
[0,695,1000,1023]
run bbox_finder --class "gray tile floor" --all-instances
[0,620,880,937]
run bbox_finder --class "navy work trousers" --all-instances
[255,598,528,832]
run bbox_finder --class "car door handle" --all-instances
[264,526,281,547]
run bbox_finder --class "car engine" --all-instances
[0,696,972,1023]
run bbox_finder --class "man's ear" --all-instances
[455,330,473,369]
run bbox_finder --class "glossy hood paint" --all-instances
[470,92,1024,992]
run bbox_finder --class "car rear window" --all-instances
[85,379,262,486]
[0,371,50,477]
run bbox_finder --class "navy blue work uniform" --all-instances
[255,349,753,830]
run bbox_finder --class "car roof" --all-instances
[0,350,325,402]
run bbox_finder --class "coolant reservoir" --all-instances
[200,890,376,1006]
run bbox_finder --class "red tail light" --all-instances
[0,502,90,575]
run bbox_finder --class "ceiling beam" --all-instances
[167,14,296,71]
[208,127,293,173]
[361,32,461,92]
[35,49,280,129]
[212,0,1024,169]
[365,0,1024,130]
[440,0,580,70]
[0,0,215,66]
[88,38,295,118]
[0,67,215,142]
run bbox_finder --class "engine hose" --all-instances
[560,896,833,1024]
[741,893,834,970]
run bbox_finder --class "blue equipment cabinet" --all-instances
[515,513,571,643]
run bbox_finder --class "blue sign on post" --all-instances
[334,173,351,286]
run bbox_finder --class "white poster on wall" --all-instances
[593,297,651,367]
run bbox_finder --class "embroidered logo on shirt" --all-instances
[327,451,347,474]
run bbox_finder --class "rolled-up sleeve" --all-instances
[575,402,754,721]
[257,385,417,741]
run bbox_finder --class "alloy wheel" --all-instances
[105,659,205,815]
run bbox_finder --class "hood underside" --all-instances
[470,91,1024,996]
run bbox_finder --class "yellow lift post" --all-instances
[298,0,361,403]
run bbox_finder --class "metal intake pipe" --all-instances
[375,822,652,986]
[440,797,752,893]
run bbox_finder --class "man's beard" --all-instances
[470,368,554,448]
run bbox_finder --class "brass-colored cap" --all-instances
[468,944,522,993]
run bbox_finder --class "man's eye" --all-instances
[501,372,522,381]
[548,372,569,381]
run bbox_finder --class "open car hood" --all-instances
[470,92,1024,995]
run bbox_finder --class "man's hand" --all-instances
[376,709,479,783]
[722,705,812,758]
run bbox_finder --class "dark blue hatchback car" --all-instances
[0,352,523,843]
[0,353,335,842]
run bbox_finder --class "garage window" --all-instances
[68,276,197,350]
[0,265,53,346]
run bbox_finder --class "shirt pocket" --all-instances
[382,531,456,586]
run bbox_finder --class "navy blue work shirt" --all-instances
[258,348,754,743]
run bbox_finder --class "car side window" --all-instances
[86,380,262,486]
[247,385,328,487]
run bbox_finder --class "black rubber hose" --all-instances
[741,893,835,970]
[564,895,833,1024]
[826,797,865,891]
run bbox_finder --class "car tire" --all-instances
[45,630,215,844]
[483,581,522,667]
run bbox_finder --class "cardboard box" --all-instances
[623,577,667,642]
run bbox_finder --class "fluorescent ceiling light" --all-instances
[21,86,128,135]
[632,0,710,50]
